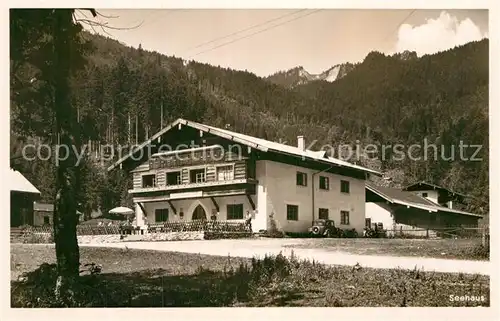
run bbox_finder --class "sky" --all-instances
[82,9,489,77]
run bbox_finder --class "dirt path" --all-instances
[81,238,491,275]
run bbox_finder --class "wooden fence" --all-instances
[147,220,250,233]
[18,220,250,237]
[386,226,488,239]
[20,224,122,236]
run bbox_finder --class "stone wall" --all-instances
[77,232,205,243]
[204,231,253,240]
[20,231,240,244]
[122,232,205,242]
[77,235,122,244]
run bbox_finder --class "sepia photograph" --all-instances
[8,5,492,311]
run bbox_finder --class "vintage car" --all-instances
[307,219,342,237]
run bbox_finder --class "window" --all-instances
[340,180,350,193]
[190,168,206,183]
[217,165,234,181]
[340,211,350,225]
[422,192,428,197]
[365,218,372,228]
[155,208,169,222]
[318,208,329,220]
[296,172,307,186]
[196,172,206,183]
[166,171,182,185]
[227,204,244,220]
[43,216,50,225]
[142,174,156,188]
[319,176,329,190]
[287,204,299,221]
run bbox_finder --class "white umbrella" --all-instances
[108,207,134,215]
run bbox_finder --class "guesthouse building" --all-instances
[108,118,381,234]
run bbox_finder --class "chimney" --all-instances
[297,135,305,151]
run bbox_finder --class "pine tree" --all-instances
[10,8,97,302]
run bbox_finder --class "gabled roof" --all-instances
[366,183,482,218]
[367,183,438,207]
[402,181,467,197]
[10,169,40,194]
[108,118,381,176]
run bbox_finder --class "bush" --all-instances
[284,232,310,238]
[261,215,286,238]
[340,228,359,238]
[23,233,53,244]
[461,243,489,260]
[11,250,490,307]
[11,263,106,307]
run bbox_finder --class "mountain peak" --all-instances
[393,50,418,61]
[266,62,357,88]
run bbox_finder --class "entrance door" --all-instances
[192,205,207,220]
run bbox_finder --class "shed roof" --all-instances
[366,182,482,218]
[10,169,40,194]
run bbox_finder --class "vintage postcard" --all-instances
[5,2,496,320]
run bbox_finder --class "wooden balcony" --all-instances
[129,178,258,196]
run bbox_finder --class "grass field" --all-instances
[285,238,489,261]
[11,244,489,307]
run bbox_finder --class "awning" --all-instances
[109,206,134,215]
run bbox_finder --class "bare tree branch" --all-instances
[74,17,143,32]
[96,11,119,19]
[76,10,88,19]
[82,8,97,17]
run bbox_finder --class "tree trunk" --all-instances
[51,9,80,301]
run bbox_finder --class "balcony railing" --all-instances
[130,178,257,194]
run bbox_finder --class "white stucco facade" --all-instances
[365,202,436,237]
[365,202,395,235]
[254,160,366,234]
[140,195,254,225]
